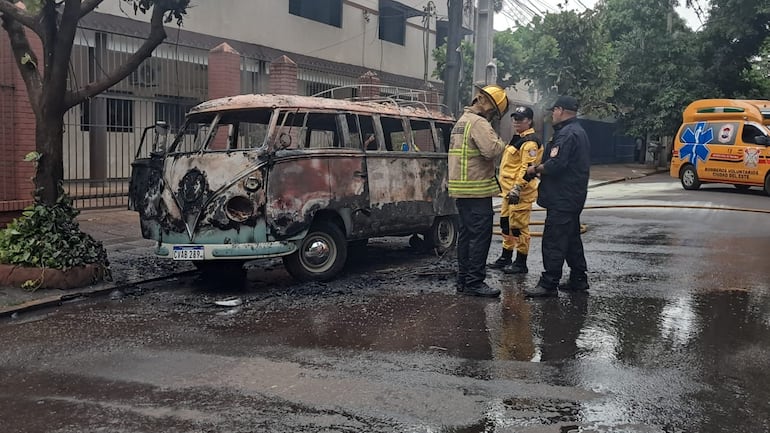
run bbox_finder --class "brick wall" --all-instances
[207,43,241,150]
[268,55,297,95]
[0,29,40,227]
[358,71,380,99]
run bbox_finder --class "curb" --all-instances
[0,270,197,319]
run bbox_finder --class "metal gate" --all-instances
[63,28,209,209]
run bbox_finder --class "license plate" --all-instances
[172,245,204,261]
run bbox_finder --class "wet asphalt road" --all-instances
[1,174,770,433]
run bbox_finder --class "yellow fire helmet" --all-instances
[475,84,509,117]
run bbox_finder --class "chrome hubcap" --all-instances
[303,239,331,267]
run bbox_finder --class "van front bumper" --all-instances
[155,241,297,260]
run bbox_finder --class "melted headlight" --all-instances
[225,195,254,222]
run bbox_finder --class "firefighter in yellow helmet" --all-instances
[488,106,543,274]
[448,84,509,298]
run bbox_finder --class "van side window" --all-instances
[409,119,435,152]
[344,114,362,149]
[436,122,452,152]
[275,111,307,149]
[381,116,408,151]
[742,124,764,145]
[358,115,379,150]
[305,112,339,148]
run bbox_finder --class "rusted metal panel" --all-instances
[265,150,367,238]
[365,154,449,235]
[191,94,454,123]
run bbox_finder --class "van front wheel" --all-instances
[283,221,347,282]
[680,165,700,190]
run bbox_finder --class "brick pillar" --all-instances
[0,28,41,226]
[269,55,298,95]
[358,71,380,99]
[207,43,241,150]
[421,82,440,111]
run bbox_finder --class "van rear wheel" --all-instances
[680,164,700,190]
[283,220,347,282]
[424,215,458,253]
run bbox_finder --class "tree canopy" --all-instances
[434,0,769,137]
[0,0,190,204]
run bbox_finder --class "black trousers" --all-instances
[456,197,493,287]
[539,209,587,289]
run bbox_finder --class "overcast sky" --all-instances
[493,0,706,31]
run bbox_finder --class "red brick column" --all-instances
[358,71,380,99]
[269,55,298,95]
[420,82,440,111]
[0,28,41,226]
[207,43,241,150]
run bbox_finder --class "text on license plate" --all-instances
[173,246,204,260]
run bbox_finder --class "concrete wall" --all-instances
[94,0,462,81]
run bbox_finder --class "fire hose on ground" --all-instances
[493,204,770,238]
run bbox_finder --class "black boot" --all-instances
[488,248,513,269]
[463,282,501,298]
[558,276,590,291]
[503,252,528,274]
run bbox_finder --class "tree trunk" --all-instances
[34,111,65,205]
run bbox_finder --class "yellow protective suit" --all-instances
[498,128,543,255]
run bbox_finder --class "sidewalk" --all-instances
[0,163,667,317]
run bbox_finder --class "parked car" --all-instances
[128,92,459,281]
[670,98,770,195]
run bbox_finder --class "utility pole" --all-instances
[473,0,495,86]
[444,0,463,116]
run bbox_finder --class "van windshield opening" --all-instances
[168,109,274,153]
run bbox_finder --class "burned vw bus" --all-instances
[129,93,458,281]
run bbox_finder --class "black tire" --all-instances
[765,174,770,197]
[193,260,247,280]
[424,215,458,253]
[283,220,347,282]
[680,164,700,190]
[734,184,751,191]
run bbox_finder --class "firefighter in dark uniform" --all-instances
[524,95,591,297]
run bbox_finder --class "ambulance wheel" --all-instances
[764,174,770,196]
[424,215,458,253]
[680,164,700,190]
[283,220,347,282]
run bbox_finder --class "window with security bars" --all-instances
[80,95,134,132]
[154,97,199,132]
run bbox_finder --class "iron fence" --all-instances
[63,28,209,209]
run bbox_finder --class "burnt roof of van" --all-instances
[188,94,455,121]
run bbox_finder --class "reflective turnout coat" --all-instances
[448,108,506,198]
[499,128,543,211]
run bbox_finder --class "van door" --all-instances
[265,111,369,239]
[697,121,740,182]
[364,115,437,236]
[737,123,768,185]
